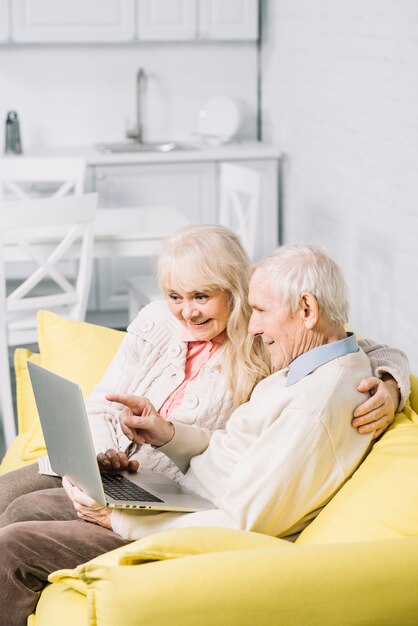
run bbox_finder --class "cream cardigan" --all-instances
[85,299,233,481]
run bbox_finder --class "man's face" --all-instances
[248,269,303,371]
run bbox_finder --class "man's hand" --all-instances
[353,375,399,439]
[97,449,139,474]
[62,476,112,530]
[106,393,175,448]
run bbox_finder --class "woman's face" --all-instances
[166,285,231,341]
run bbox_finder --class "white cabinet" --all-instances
[6,0,257,44]
[11,0,135,43]
[92,161,216,310]
[137,0,258,41]
[0,0,9,42]
[199,0,259,41]
[137,0,196,41]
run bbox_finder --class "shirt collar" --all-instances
[286,332,359,386]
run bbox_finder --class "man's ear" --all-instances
[299,292,319,329]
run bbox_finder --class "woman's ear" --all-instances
[299,292,319,329]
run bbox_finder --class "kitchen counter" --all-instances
[26,141,282,166]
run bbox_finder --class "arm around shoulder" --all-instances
[358,338,410,411]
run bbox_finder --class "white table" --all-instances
[93,207,190,318]
[4,206,190,261]
[93,206,189,258]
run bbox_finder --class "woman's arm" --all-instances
[355,339,410,437]
[85,330,148,455]
[62,476,113,529]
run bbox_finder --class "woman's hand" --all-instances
[62,476,112,530]
[106,393,175,448]
[353,375,399,438]
[97,449,139,474]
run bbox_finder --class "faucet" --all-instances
[126,68,147,143]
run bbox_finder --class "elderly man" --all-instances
[73,243,378,540]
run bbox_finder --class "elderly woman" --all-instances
[0,224,404,513]
[0,231,410,626]
[0,224,269,510]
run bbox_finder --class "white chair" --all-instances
[218,162,261,261]
[0,157,86,200]
[0,156,88,300]
[125,162,261,321]
[0,193,98,446]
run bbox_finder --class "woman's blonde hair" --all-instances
[157,224,270,408]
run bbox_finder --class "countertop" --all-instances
[25,142,282,166]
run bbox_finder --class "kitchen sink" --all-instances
[96,141,189,153]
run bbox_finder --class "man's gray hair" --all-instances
[254,244,349,326]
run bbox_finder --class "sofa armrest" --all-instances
[49,527,289,593]
[48,535,418,626]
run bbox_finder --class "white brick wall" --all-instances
[261,0,418,371]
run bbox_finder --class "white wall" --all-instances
[0,43,258,149]
[262,0,418,371]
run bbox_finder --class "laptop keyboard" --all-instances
[101,472,164,503]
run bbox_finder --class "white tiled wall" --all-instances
[261,0,418,371]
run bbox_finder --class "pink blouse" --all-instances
[158,327,225,418]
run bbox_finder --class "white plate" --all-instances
[197,95,242,145]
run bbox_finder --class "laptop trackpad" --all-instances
[128,470,188,495]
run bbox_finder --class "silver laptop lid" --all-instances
[28,361,108,505]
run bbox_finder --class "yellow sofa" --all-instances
[1,310,418,626]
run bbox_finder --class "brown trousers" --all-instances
[0,462,62,514]
[0,468,129,626]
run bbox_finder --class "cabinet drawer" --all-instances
[11,0,135,43]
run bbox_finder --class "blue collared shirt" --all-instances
[286,332,359,386]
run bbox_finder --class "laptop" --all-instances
[27,361,214,512]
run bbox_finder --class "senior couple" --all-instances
[0,225,410,625]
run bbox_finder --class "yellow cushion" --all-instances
[0,347,45,474]
[36,310,125,397]
[49,536,418,626]
[0,431,42,474]
[118,526,288,565]
[297,409,418,545]
[0,310,125,473]
[5,349,49,466]
[14,348,42,434]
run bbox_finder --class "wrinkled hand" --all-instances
[62,476,112,530]
[97,449,139,474]
[353,376,399,439]
[106,393,175,448]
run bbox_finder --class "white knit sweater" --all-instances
[86,300,233,482]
